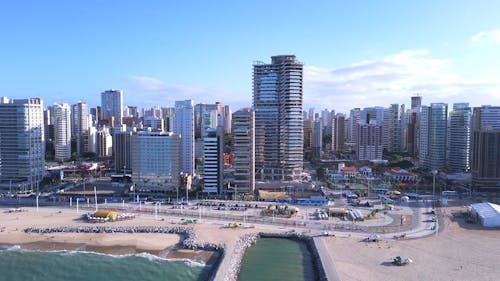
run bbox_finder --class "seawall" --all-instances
[217,232,327,281]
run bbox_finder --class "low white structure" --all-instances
[470,202,500,227]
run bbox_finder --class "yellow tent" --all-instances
[93,211,118,220]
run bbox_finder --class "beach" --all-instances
[322,206,500,281]
[0,208,216,263]
[1,205,500,281]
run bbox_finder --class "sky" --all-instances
[1,0,499,114]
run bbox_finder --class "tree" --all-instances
[316,167,326,180]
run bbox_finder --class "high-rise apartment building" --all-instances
[161,107,175,132]
[223,105,232,135]
[0,98,44,190]
[471,106,500,192]
[384,104,404,153]
[448,103,472,172]
[356,121,383,161]
[419,103,448,170]
[407,95,422,157]
[53,103,71,161]
[411,96,422,111]
[101,89,123,127]
[303,119,313,160]
[253,55,303,180]
[332,113,345,152]
[232,108,255,194]
[71,102,89,155]
[96,127,112,158]
[348,108,361,144]
[202,127,224,193]
[44,107,55,160]
[312,120,322,160]
[174,100,195,175]
[131,131,181,190]
[113,130,133,174]
[194,103,221,139]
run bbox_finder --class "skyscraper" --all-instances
[203,127,224,193]
[312,120,322,160]
[253,55,303,181]
[332,113,345,152]
[174,100,195,175]
[407,95,422,157]
[384,104,404,153]
[71,101,89,155]
[101,89,123,127]
[411,96,422,111]
[356,121,383,161]
[96,126,112,158]
[223,105,232,135]
[113,129,133,174]
[0,98,44,190]
[131,131,181,190]
[53,103,71,161]
[448,103,472,172]
[471,106,500,192]
[348,108,361,144]
[419,103,448,170]
[232,108,255,194]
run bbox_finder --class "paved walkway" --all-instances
[314,236,340,281]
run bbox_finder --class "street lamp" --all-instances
[432,170,438,207]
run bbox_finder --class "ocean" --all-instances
[0,248,209,281]
[238,238,317,281]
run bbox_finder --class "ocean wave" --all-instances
[5,245,22,251]
[163,257,206,267]
[0,246,206,267]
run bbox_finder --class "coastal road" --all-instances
[314,237,340,281]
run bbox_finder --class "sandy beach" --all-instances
[0,208,217,263]
[323,206,500,281]
[1,205,499,281]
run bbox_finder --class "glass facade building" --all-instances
[253,55,303,181]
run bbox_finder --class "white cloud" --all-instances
[127,76,249,108]
[304,50,500,113]
[471,29,500,43]
[129,76,167,91]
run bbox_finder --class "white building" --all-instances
[174,100,195,175]
[97,127,112,158]
[0,98,44,190]
[131,131,181,190]
[54,103,71,161]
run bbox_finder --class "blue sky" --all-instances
[1,0,499,113]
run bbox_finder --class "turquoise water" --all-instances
[239,238,317,281]
[0,249,208,281]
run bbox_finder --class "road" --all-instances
[314,236,340,281]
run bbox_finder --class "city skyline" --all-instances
[1,1,500,113]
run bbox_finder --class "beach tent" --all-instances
[93,210,118,220]
[470,202,500,227]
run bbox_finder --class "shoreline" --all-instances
[17,226,223,265]
[0,241,218,266]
